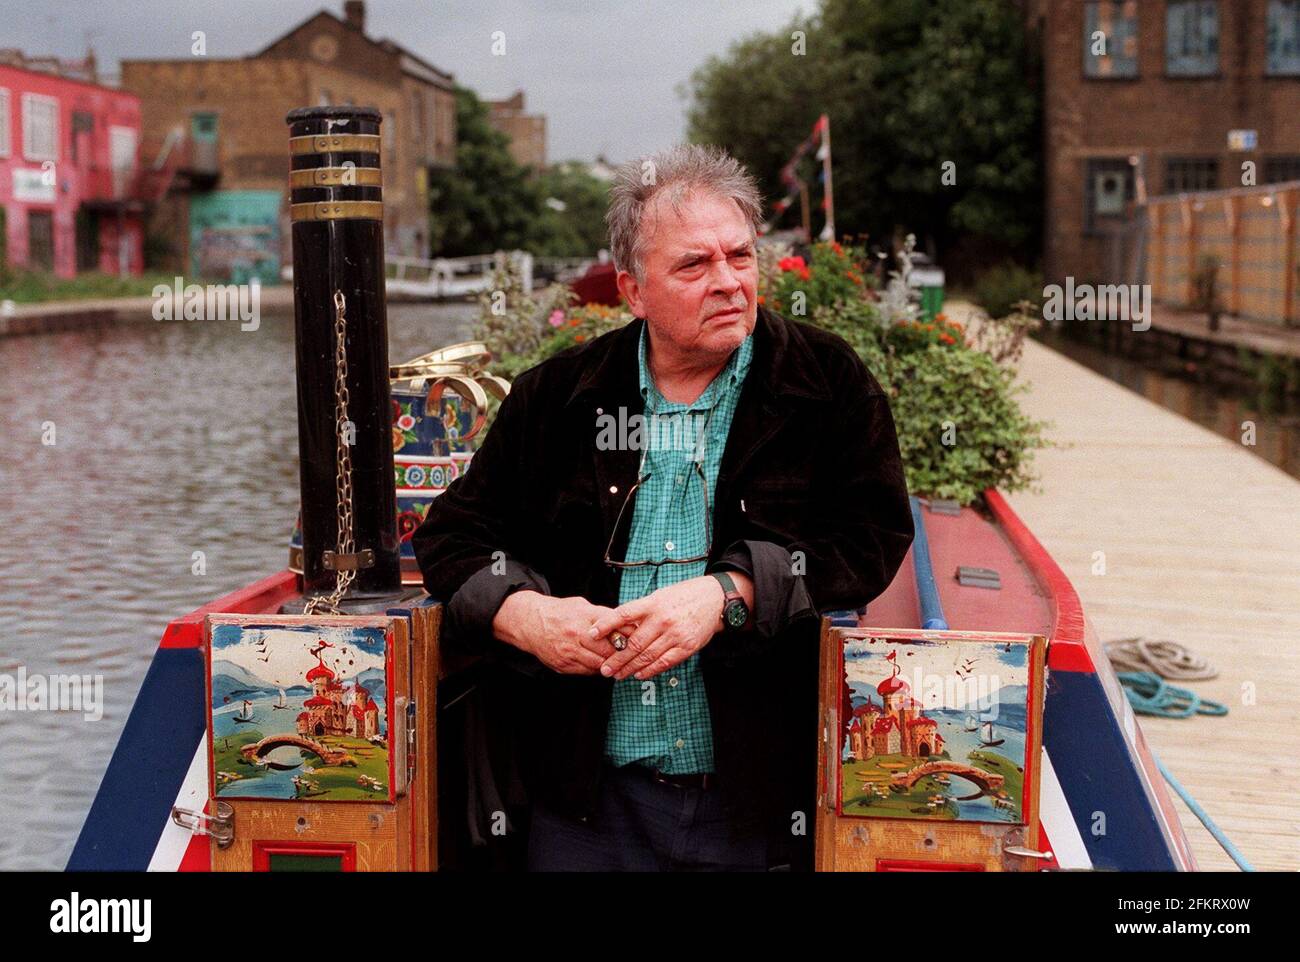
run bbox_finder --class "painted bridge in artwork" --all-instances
[889,761,1006,794]
[239,734,353,766]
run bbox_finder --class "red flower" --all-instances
[778,255,806,272]
[797,267,811,281]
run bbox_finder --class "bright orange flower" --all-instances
[574,333,585,342]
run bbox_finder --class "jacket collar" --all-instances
[565,305,832,409]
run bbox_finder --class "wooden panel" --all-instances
[816,621,1047,872]
[204,612,429,871]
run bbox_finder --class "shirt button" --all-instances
[675,738,685,749]
[664,541,674,552]
[668,676,679,688]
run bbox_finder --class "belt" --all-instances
[636,766,715,791]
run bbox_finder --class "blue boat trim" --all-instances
[67,648,206,870]
[1042,669,1180,871]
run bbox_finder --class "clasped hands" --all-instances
[491,574,750,680]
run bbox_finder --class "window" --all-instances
[109,126,137,195]
[1263,156,1300,183]
[1085,158,1136,232]
[0,89,10,157]
[1085,1,1139,78]
[22,93,58,162]
[70,111,93,164]
[1164,157,1219,193]
[1268,0,1300,74]
[1166,1,1219,75]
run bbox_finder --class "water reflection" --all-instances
[0,301,474,869]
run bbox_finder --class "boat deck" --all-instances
[867,500,1053,639]
[978,315,1300,871]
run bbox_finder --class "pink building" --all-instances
[0,62,144,278]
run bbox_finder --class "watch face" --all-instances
[725,601,748,628]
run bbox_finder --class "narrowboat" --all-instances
[66,105,1197,872]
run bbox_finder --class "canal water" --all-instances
[0,300,474,870]
[1036,325,1300,482]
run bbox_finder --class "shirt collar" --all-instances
[637,321,753,413]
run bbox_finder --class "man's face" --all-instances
[616,188,758,361]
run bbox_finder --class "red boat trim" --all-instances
[159,571,301,649]
[982,490,1092,672]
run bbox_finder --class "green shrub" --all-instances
[807,298,1046,504]
[884,345,1047,504]
[972,262,1043,320]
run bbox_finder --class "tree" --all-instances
[685,0,1041,272]
[426,87,542,257]
[529,162,611,258]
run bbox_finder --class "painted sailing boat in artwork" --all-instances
[980,720,1005,747]
[839,635,1032,824]
[273,687,288,710]
[234,700,254,724]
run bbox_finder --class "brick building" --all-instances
[486,91,547,169]
[121,0,456,282]
[1035,0,1300,285]
[0,57,144,278]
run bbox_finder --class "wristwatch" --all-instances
[710,571,749,630]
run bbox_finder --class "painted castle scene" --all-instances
[839,635,1032,823]
[208,621,391,801]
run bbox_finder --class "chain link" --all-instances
[304,290,357,615]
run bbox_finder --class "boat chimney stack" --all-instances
[286,105,401,603]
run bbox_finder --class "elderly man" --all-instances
[413,144,913,871]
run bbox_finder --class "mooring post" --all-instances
[286,105,402,602]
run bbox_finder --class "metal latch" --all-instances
[406,698,417,791]
[1001,828,1052,868]
[172,800,235,849]
[956,565,1001,589]
[323,549,375,571]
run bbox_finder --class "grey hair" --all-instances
[605,143,764,282]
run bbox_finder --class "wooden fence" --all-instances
[1144,181,1300,327]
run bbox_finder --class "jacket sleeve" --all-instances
[707,384,914,657]
[411,373,551,654]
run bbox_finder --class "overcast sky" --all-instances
[2,0,811,163]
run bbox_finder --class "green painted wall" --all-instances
[189,190,281,285]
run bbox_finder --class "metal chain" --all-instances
[304,289,356,615]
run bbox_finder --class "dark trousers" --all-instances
[527,764,773,871]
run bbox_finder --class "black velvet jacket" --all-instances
[412,305,913,853]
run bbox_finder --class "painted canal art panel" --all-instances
[838,632,1038,824]
[206,617,393,802]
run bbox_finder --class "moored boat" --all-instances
[66,103,1196,873]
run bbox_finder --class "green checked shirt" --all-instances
[604,321,754,774]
